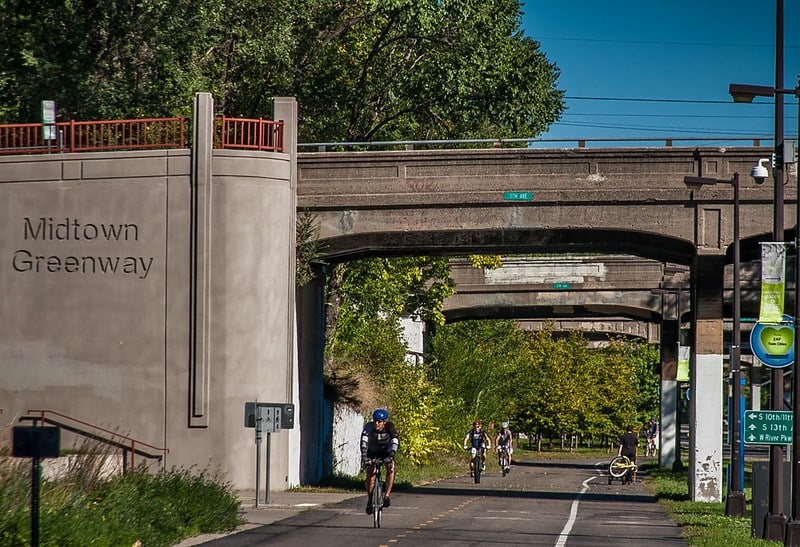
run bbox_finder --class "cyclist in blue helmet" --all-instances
[360,408,399,514]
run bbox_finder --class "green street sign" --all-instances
[744,410,793,445]
[503,191,533,201]
[553,282,571,289]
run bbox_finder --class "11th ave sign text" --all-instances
[744,410,793,445]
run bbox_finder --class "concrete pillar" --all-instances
[689,255,724,502]
[751,358,762,411]
[296,263,327,484]
[189,92,214,427]
[273,97,300,486]
[660,318,678,469]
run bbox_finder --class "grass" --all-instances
[0,451,241,547]
[645,461,776,546]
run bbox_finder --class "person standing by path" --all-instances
[618,425,639,482]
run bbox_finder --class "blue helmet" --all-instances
[373,408,389,421]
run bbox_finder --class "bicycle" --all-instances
[608,455,637,485]
[645,436,658,457]
[497,446,511,476]
[365,457,391,528]
[466,446,485,483]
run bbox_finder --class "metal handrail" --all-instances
[21,409,168,472]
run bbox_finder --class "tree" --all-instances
[0,0,565,145]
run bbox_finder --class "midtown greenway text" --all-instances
[12,217,154,280]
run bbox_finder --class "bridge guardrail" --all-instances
[298,135,776,151]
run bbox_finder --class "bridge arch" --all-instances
[318,227,697,266]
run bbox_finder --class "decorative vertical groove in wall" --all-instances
[274,97,298,402]
[189,92,214,427]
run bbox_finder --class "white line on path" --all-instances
[555,476,596,547]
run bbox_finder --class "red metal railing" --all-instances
[0,116,284,154]
[0,118,186,155]
[21,409,168,472]
[215,117,284,152]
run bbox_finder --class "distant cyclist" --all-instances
[495,421,513,472]
[360,408,399,514]
[645,417,659,455]
[463,421,491,475]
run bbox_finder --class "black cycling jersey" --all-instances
[361,421,400,457]
[466,428,489,449]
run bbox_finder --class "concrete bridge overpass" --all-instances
[296,144,797,503]
[296,146,792,263]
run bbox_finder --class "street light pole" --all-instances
[684,173,745,516]
[785,77,800,547]
[730,173,746,516]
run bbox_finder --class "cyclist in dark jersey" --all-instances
[462,421,491,475]
[360,408,399,514]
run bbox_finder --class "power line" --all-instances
[536,36,800,50]
[562,113,774,119]
[566,96,754,105]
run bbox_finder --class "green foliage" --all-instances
[386,361,449,464]
[468,255,503,269]
[430,320,661,449]
[429,319,532,441]
[0,462,240,547]
[296,210,325,287]
[0,0,564,144]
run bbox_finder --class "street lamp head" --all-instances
[751,158,770,184]
[729,83,776,103]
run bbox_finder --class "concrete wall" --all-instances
[0,94,298,491]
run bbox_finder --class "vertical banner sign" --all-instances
[759,242,786,323]
[677,345,690,382]
[41,100,56,141]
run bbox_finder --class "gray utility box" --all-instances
[751,460,790,538]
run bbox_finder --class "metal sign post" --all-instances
[246,403,291,507]
[12,426,60,547]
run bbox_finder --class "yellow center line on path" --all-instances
[385,496,481,545]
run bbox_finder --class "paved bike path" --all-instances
[179,457,687,546]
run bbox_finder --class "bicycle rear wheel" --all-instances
[609,456,630,478]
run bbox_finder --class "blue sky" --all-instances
[520,1,800,146]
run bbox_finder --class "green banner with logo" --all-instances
[677,345,690,382]
[760,242,786,323]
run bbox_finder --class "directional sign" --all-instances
[553,282,571,289]
[744,410,793,445]
[503,191,533,201]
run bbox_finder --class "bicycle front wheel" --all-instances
[373,478,383,528]
[609,456,630,478]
